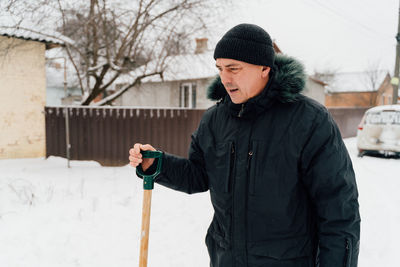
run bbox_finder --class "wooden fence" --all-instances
[45,106,204,166]
[45,106,366,166]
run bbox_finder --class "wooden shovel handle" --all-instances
[139,189,152,267]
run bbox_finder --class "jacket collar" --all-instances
[207,54,307,119]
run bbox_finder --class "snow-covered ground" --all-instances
[0,138,398,267]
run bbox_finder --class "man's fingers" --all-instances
[133,143,141,155]
[129,143,156,169]
[140,144,155,151]
[129,148,137,156]
[129,155,142,163]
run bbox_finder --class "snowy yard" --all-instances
[0,138,399,267]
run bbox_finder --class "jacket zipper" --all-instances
[344,239,351,267]
[238,104,245,118]
[247,151,253,170]
[227,142,235,192]
[246,149,253,194]
[230,142,236,265]
[243,144,254,265]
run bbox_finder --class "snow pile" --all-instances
[0,138,399,266]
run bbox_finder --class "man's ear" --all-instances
[261,66,271,78]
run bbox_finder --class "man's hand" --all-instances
[129,143,156,171]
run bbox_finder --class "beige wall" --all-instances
[0,36,46,158]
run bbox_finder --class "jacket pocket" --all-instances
[247,235,312,260]
[207,141,235,193]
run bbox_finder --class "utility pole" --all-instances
[392,1,400,104]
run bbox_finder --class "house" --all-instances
[116,39,326,108]
[115,38,216,108]
[0,27,65,159]
[325,71,392,107]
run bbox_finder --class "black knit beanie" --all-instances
[214,24,275,67]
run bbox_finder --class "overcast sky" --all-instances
[213,0,398,75]
[1,0,397,76]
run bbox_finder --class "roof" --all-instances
[326,70,389,93]
[115,52,218,84]
[144,52,217,82]
[0,26,72,49]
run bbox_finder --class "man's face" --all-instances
[216,58,270,104]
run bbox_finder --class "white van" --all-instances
[356,105,400,157]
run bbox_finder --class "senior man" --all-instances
[129,23,360,267]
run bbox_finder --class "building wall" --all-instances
[119,78,215,108]
[375,74,393,105]
[325,91,378,107]
[302,78,325,105]
[0,36,46,159]
[119,82,173,107]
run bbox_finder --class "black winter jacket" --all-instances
[138,54,360,267]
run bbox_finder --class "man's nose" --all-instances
[219,70,232,85]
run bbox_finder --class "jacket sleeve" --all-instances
[137,122,209,194]
[300,110,360,267]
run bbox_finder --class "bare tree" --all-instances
[363,61,390,106]
[1,0,228,105]
[363,61,382,92]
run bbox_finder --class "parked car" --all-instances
[357,105,400,157]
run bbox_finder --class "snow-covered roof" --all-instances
[114,52,217,85]
[156,52,217,82]
[327,70,389,93]
[0,26,73,48]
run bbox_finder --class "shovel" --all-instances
[136,150,163,267]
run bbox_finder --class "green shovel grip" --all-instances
[136,150,163,190]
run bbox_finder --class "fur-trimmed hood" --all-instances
[207,54,307,104]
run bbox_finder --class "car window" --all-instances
[365,111,400,125]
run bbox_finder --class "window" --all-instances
[179,82,196,108]
[366,111,400,125]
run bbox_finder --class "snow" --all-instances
[114,52,217,85]
[0,138,399,266]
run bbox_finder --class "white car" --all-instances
[356,105,400,157]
